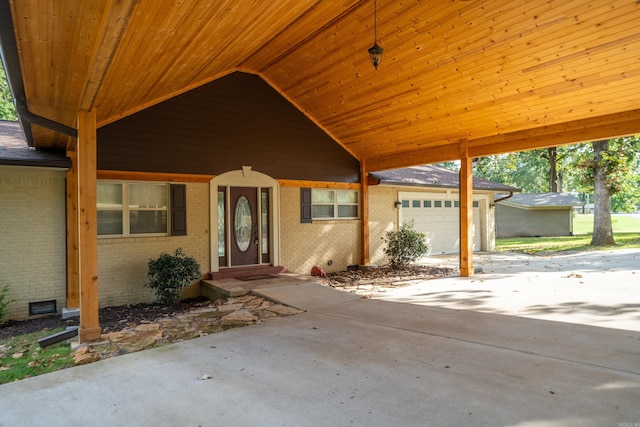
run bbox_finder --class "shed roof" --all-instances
[0,121,71,169]
[499,193,583,209]
[370,164,520,192]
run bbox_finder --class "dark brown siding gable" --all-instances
[97,72,360,183]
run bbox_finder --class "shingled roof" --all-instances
[498,193,583,209]
[370,164,520,193]
[0,120,71,169]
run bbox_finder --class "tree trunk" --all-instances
[591,140,615,246]
[548,147,558,192]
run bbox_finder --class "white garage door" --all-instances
[400,197,482,254]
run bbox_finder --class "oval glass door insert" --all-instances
[234,196,252,252]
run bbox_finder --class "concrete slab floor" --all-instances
[386,249,640,331]
[1,283,639,427]
[1,250,639,426]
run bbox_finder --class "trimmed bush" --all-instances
[383,222,429,269]
[147,248,201,305]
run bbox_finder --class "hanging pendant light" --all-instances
[368,0,383,69]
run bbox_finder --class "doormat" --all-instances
[235,274,277,281]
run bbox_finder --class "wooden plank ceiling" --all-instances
[9,0,640,171]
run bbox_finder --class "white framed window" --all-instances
[97,181,169,237]
[311,189,359,219]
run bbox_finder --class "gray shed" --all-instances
[496,193,583,238]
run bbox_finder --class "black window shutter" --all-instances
[300,188,312,223]
[171,184,187,236]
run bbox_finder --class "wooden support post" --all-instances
[65,148,80,309]
[360,160,370,266]
[459,140,474,277]
[77,110,101,342]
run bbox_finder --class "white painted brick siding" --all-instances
[0,167,67,320]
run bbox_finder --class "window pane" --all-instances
[473,201,479,208]
[129,184,167,208]
[218,191,225,257]
[98,210,123,235]
[337,190,357,204]
[412,200,420,208]
[130,211,167,234]
[454,201,460,208]
[312,205,334,218]
[312,189,334,204]
[338,205,357,218]
[97,183,122,208]
[401,200,409,208]
[423,200,432,208]
[261,191,269,254]
[445,201,452,208]
[434,201,442,207]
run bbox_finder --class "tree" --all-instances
[0,62,17,121]
[575,137,640,246]
[474,150,549,192]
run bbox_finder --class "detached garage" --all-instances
[496,193,583,238]
[368,165,519,257]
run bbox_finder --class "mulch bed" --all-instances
[0,297,211,340]
[326,265,457,286]
[1,265,456,340]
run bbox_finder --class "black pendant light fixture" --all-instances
[368,0,383,69]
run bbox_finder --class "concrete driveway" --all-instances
[388,248,640,331]
[1,252,639,426]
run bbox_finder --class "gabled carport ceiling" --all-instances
[6,0,640,172]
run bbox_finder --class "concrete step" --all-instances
[207,265,287,280]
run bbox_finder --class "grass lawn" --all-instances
[574,214,640,234]
[496,214,640,254]
[0,328,74,384]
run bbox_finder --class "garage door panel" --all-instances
[401,198,482,254]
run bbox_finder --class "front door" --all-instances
[230,187,259,266]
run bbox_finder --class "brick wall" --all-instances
[368,186,397,266]
[279,186,360,274]
[0,167,67,320]
[97,182,210,307]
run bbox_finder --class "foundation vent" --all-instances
[29,300,57,316]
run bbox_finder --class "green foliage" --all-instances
[0,63,17,121]
[496,233,640,255]
[383,222,429,269]
[147,248,201,305]
[573,137,640,213]
[0,285,15,325]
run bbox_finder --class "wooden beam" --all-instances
[365,109,640,171]
[80,0,137,111]
[77,110,101,342]
[459,141,474,278]
[65,148,79,309]
[469,109,640,158]
[277,179,361,189]
[366,142,461,172]
[97,170,214,183]
[360,160,370,266]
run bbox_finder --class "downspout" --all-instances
[494,192,514,204]
[0,0,78,143]
[14,99,78,139]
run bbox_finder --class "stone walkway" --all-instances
[72,295,303,365]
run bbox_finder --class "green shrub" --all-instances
[0,285,15,325]
[383,222,429,269]
[147,248,201,305]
